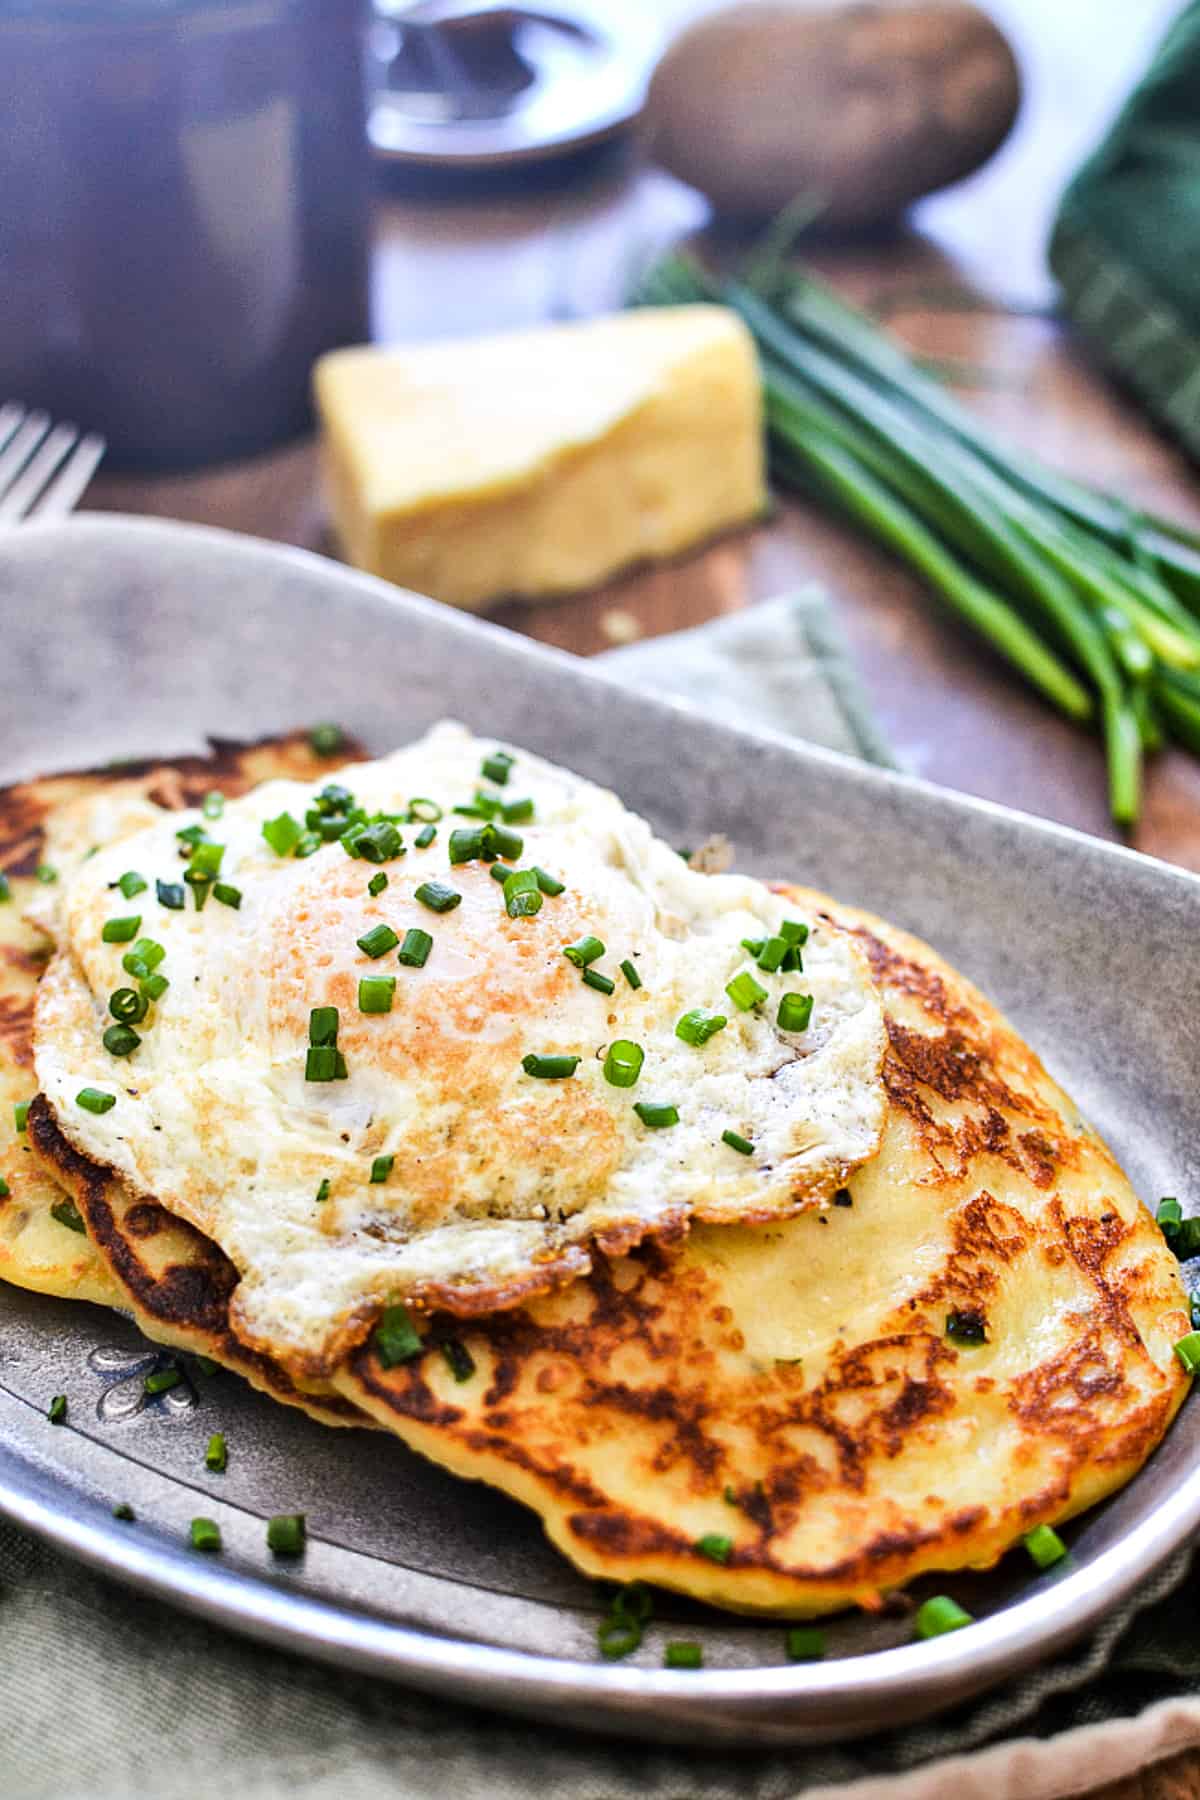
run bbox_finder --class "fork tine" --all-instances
[0,410,51,514]
[28,429,106,522]
[0,421,81,523]
[0,402,26,458]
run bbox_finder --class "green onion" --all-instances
[374,1302,423,1366]
[314,1178,331,1203]
[786,1627,826,1661]
[695,1533,732,1564]
[502,796,534,824]
[398,928,433,967]
[76,1088,115,1115]
[156,879,185,910]
[597,1617,642,1661]
[722,1129,754,1156]
[124,938,165,974]
[357,923,400,959]
[354,821,404,864]
[359,976,396,1014]
[448,826,485,864]
[309,723,344,756]
[726,971,767,1011]
[741,938,765,958]
[144,1366,181,1395]
[368,871,388,898]
[676,1009,727,1047]
[140,973,169,1002]
[291,830,322,860]
[481,751,514,785]
[414,881,461,914]
[309,1006,339,1046]
[489,863,509,885]
[483,824,520,862]
[634,1101,678,1128]
[522,1053,580,1080]
[408,798,442,824]
[533,867,564,896]
[176,824,208,849]
[0,872,10,902]
[756,935,790,973]
[36,864,57,885]
[582,968,615,994]
[14,1100,29,1132]
[109,987,148,1024]
[205,1432,228,1472]
[0,1177,8,1199]
[664,1642,703,1669]
[305,1046,344,1082]
[202,791,225,819]
[189,841,225,877]
[945,1310,988,1346]
[603,1040,644,1088]
[194,1356,219,1376]
[101,915,142,944]
[440,1338,476,1382]
[102,1023,141,1058]
[619,959,642,990]
[370,1154,394,1184]
[262,812,303,856]
[267,1513,306,1556]
[777,992,814,1033]
[914,1595,973,1639]
[1158,1197,1184,1233]
[504,869,543,919]
[414,824,437,849]
[116,870,147,899]
[112,1502,135,1521]
[213,883,242,909]
[780,920,809,946]
[1174,1331,1200,1374]
[48,1394,67,1425]
[1023,1523,1067,1570]
[189,1517,221,1553]
[563,936,604,968]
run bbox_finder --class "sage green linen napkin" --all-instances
[2,590,1196,1800]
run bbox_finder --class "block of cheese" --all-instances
[313,306,767,610]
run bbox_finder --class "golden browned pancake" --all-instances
[331,888,1190,1614]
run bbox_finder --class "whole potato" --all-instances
[646,0,1021,228]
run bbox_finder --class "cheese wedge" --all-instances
[314,307,767,610]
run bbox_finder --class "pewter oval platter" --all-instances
[1,516,1198,1747]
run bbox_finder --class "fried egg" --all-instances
[34,723,886,1374]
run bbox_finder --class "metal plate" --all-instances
[1,514,1198,1747]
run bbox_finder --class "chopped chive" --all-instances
[102,1023,141,1058]
[833,1187,853,1207]
[452,803,490,821]
[481,751,514,785]
[1023,1523,1067,1570]
[725,970,767,1011]
[109,987,148,1024]
[267,1513,306,1556]
[355,821,404,864]
[603,1040,644,1088]
[185,869,212,908]
[489,863,509,885]
[440,1337,476,1382]
[309,722,344,756]
[619,959,642,990]
[0,1177,8,1199]
[374,1302,423,1367]
[408,798,442,824]
[756,935,790,973]
[140,973,169,1002]
[76,1088,116,1115]
[309,1006,339,1046]
[786,1627,826,1661]
[116,870,147,899]
[634,1101,678,1128]
[368,871,388,898]
[675,1008,727,1047]
[502,797,534,824]
[448,826,485,864]
[112,1502,135,1521]
[781,944,804,973]
[664,1642,703,1669]
[598,1617,642,1660]
[205,1432,228,1472]
[414,881,461,914]
[101,915,142,944]
[189,841,225,877]
[194,1356,219,1376]
[522,1053,580,1079]
[144,1366,181,1395]
[1173,1330,1200,1374]
[945,1310,988,1346]
[582,968,615,994]
[722,1129,754,1156]
[213,883,242,909]
[563,936,604,968]
[356,923,400,959]
[190,1517,221,1553]
[504,869,543,918]
[291,830,321,860]
[370,1154,394,1184]
[695,1533,733,1564]
[305,1045,344,1082]
[533,867,564,896]
[358,975,396,1014]
[0,872,9,902]
[414,824,437,849]
[202,791,225,819]
[14,1100,29,1132]
[487,823,524,861]
[914,1595,973,1639]
[741,937,766,957]
[48,1394,67,1425]
[262,812,303,856]
[780,920,809,946]
[777,992,814,1033]
[156,879,185,910]
[176,823,208,849]
[36,864,57,885]
[397,928,433,967]
[124,938,165,974]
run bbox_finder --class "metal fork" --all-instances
[0,403,105,524]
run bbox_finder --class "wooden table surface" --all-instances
[83,1,1200,1789]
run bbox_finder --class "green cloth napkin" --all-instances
[1050,1,1200,459]
[2,590,1196,1800]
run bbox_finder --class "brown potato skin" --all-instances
[646,1,1021,228]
